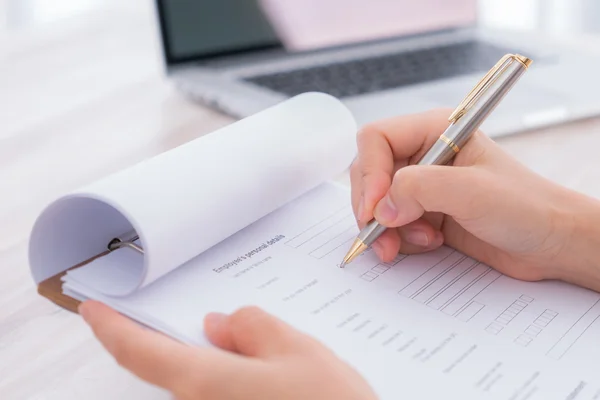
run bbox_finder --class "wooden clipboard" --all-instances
[37,250,110,313]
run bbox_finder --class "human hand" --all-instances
[79,301,378,400]
[350,108,600,288]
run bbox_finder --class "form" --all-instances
[292,207,600,366]
[67,183,600,399]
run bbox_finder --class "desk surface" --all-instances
[2,1,600,398]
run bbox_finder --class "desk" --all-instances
[2,1,600,399]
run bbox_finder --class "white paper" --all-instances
[64,183,600,400]
[28,92,357,295]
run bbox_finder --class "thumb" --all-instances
[78,300,250,396]
[204,306,315,358]
[373,164,488,227]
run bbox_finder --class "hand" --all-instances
[79,301,378,400]
[350,108,600,289]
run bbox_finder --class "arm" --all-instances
[350,108,600,292]
[553,187,600,292]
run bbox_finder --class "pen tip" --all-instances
[340,238,368,268]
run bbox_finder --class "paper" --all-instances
[63,182,600,399]
[28,92,357,295]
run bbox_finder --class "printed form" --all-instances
[68,183,600,400]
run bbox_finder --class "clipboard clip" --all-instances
[448,53,532,123]
[107,234,144,254]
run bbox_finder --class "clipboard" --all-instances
[37,235,144,313]
[27,92,357,316]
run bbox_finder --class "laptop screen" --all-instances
[157,0,477,64]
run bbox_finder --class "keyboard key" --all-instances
[244,41,521,98]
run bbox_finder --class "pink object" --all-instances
[258,0,477,51]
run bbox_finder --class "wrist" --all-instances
[552,187,600,292]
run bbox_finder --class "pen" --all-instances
[340,53,532,268]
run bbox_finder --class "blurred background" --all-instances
[2,0,600,37]
[2,0,599,123]
[2,0,600,210]
[2,0,600,235]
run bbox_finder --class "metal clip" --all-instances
[108,234,144,254]
[448,54,532,123]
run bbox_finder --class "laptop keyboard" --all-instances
[244,41,519,98]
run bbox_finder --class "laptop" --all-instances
[152,0,600,137]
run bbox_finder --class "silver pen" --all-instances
[340,53,532,267]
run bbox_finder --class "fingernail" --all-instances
[205,312,227,329]
[404,229,429,247]
[372,241,385,259]
[375,196,398,223]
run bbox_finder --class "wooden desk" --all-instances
[2,1,600,398]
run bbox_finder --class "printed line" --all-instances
[372,265,390,274]
[285,206,351,248]
[486,322,504,335]
[439,266,491,312]
[457,301,485,322]
[444,270,501,317]
[308,224,356,258]
[520,295,534,303]
[361,271,379,282]
[533,309,558,327]
[561,315,600,356]
[493,295,532,326]
[515,334,533,347]
[294,214,353,249]
[426,259,479,305]
[383,254,407,267]
[409,255,467,299]
[398,250,457,294]
[524,325,542,337]
[547,300,599,352]
[285,205,348,242]
[547,299,600,359]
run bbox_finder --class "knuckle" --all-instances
[358,122,378,137]
[356,123,381,147]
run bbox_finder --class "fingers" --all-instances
[80,300,195,388]
[204,306,316,358]
[361,108,454,162]
[354,127,394,224]
[371,228,400,261]
[374,164,486,228]
[350,158,391,229]
[79,301,248,396]
[350,108,455,226]
[372,218,444,261]
[350,158,365,225]
[397,218,444,252]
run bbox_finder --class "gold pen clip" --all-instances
[448,54,532,123]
